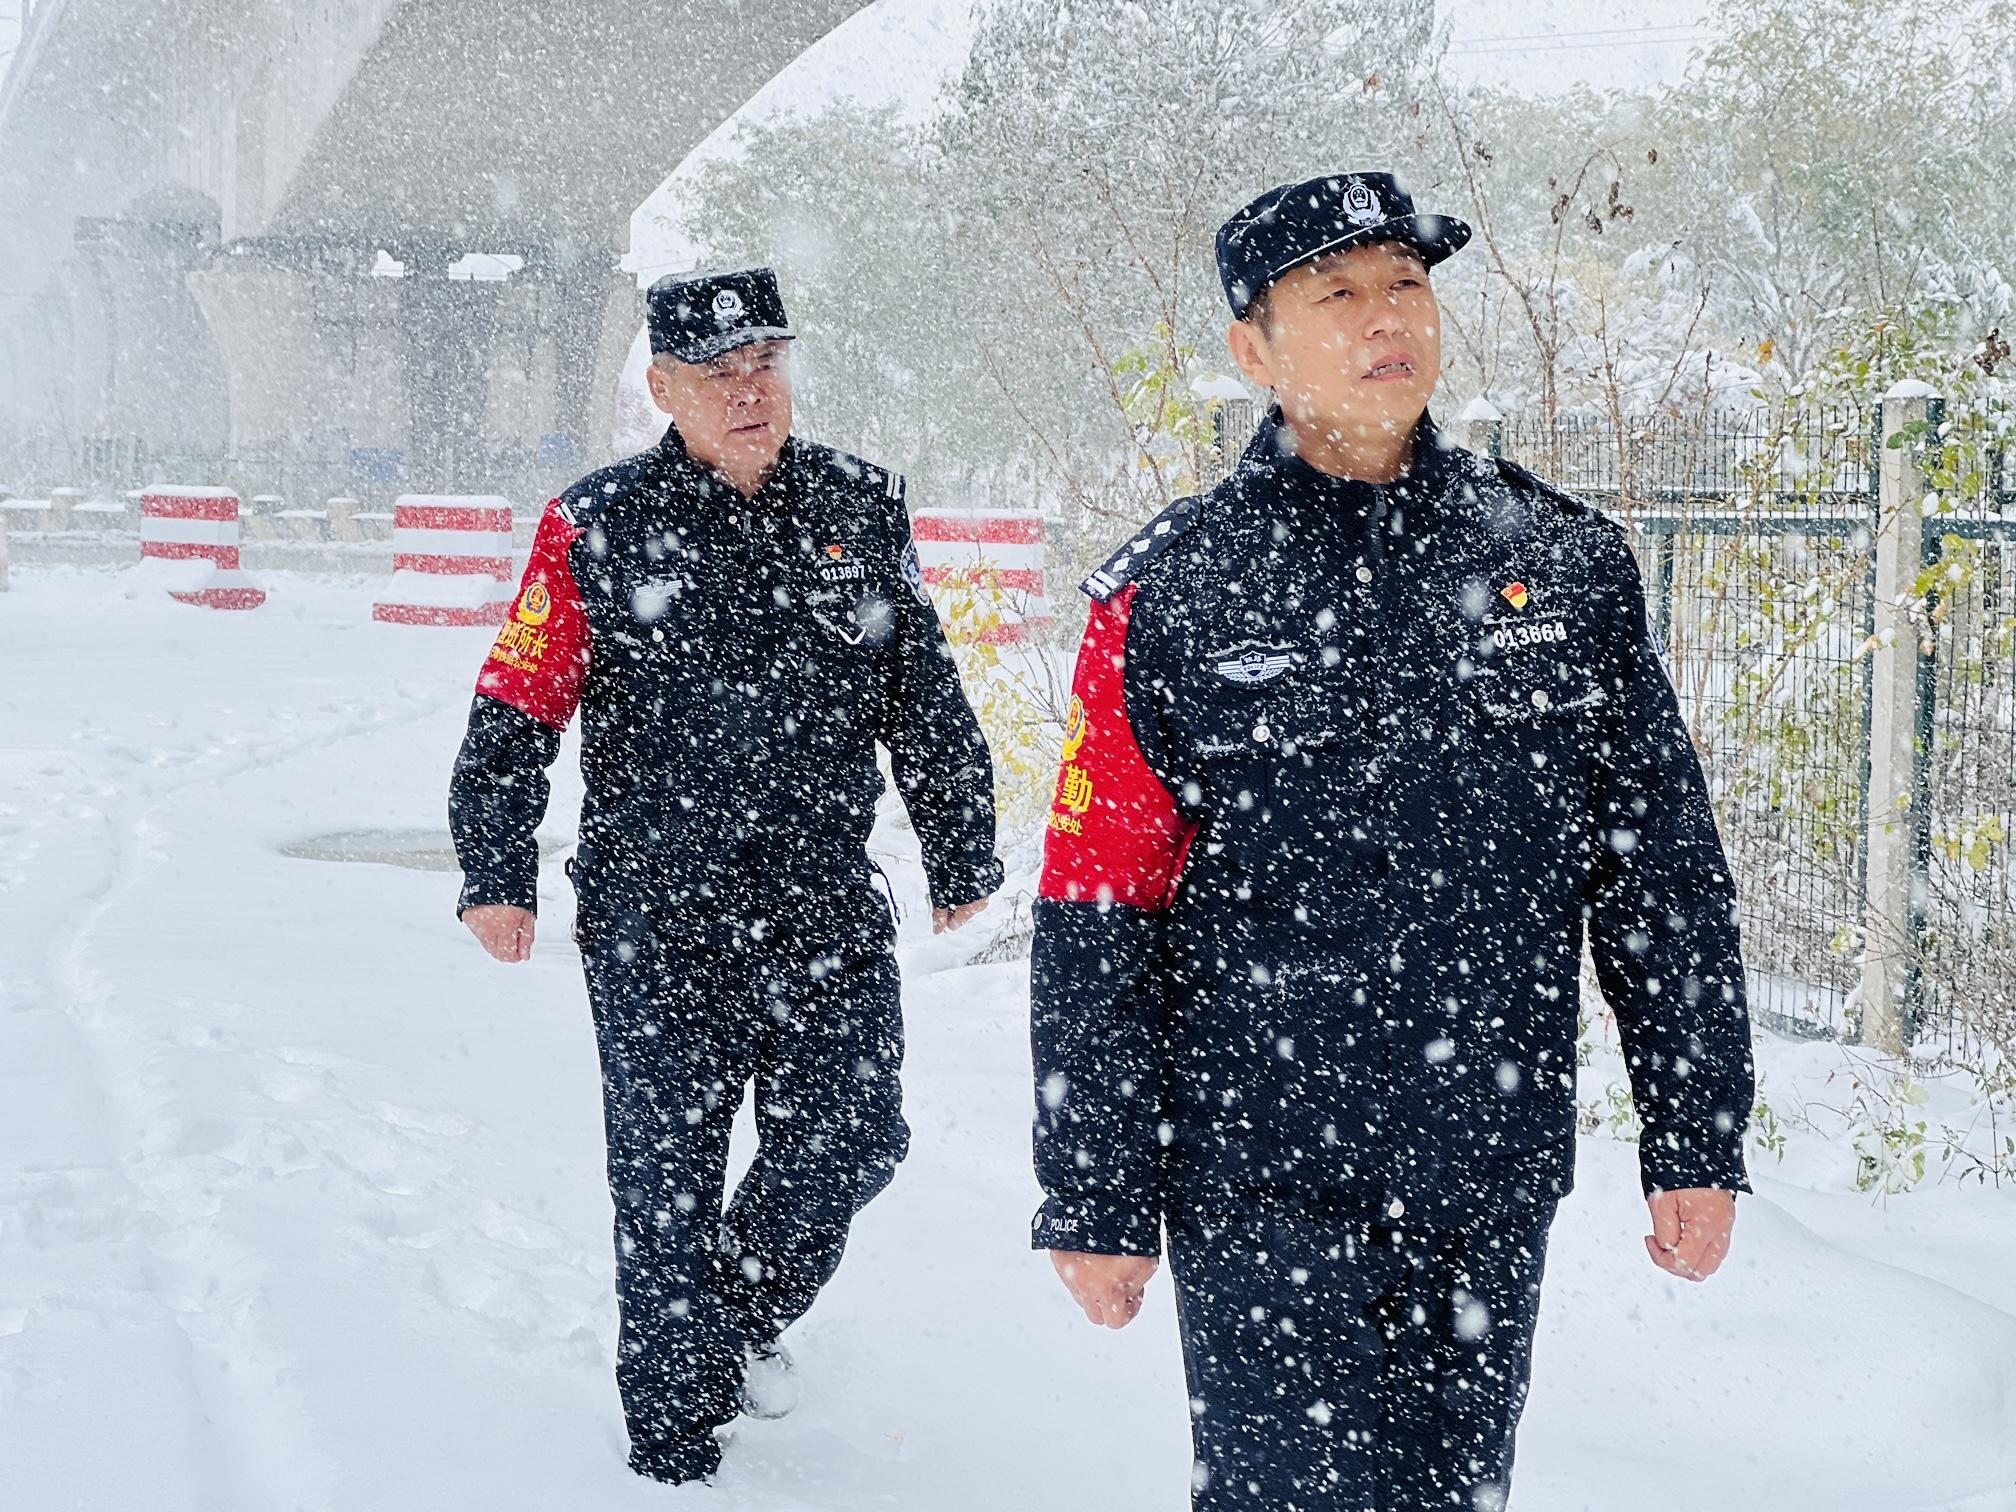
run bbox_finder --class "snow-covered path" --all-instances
[4,567,2014,1511]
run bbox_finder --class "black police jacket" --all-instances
[449,423,1004,940]
[1029,411,1754,1254]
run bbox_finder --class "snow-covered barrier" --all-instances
[910,509,1052,645]
[132,486,267,610]
[371,496,516,626]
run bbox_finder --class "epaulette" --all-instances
[556,452,659,528]
[1081,494,1202,602]
[1492,455,1596,516]
[799,442,909,515]
[1490,455,1635,539]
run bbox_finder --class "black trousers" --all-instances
[579,895,909,1459]
[1168,1201,1555,1512]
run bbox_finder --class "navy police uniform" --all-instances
[451,267,1002,1484]
[1029,176,1754,1510]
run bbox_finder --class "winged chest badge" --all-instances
[1211,641,1297,686]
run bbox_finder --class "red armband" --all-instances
[475,501,589,729]
[1038,585,1194,911]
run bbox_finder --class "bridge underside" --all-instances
[278,0,848,250]
[0,0,861,501]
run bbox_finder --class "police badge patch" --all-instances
[1211,641,1297,685]
[1341,178,1384,226]
[901,540,931,605]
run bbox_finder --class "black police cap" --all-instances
[646,266,796,365]
[1216,172,1472,319]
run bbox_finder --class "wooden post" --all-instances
[1860,382,1937,1054]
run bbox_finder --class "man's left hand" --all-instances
[932,895,990,934]
[1644,1187,1737,1282]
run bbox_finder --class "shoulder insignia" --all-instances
[1492,455,1592,515]
[558,451,661,528]
[802,446,913,558]
[1491,456,1634,545]
[1081,494,1201,602]
[815,445,907,508]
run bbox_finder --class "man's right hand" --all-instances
[1050,1249,1159,1329]
[463,904,536,963]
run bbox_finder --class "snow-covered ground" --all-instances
[3,564,2014,1511]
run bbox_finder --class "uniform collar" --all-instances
[1239,406,1454,496]
[1230,407,1459,540]
[654,420,801,510]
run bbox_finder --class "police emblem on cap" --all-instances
[647,266,797,364]
[1342,179,1384,226]
[1213,171,1473,319]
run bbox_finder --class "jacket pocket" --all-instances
[1469,657,1612,723]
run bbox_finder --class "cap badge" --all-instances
[712,288,745,320]
[1342,180,1384,226]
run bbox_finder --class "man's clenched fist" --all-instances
[464,903,536,963]
[932,895,991,934]
[1051,1250,1159,1329]
[1645,1187,1737,1282]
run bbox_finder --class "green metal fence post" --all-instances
[1652,527,1677,644]
[1852,406,1881,994]
[1905,397,1946,1044]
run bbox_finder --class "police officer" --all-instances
[450,266,1002,1486]
[1029,174,1755,1510]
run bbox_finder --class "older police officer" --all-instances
[451,267,1002,1485]
[1031,174,1754,1510]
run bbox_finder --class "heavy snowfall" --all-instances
[4,1,2015,1509]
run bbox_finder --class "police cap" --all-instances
[1215,172,1471,319]
[646,266,796,364]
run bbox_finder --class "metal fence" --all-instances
[1921,512,2016,1057]
[1491,399,2016,1059]
[1499,404,1880,509]
[0,431,584,516]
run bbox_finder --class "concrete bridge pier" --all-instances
[62,213,231,467]
[187,236,640,505]
[393,246,509,494]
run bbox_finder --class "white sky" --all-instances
[0,1,1719,114]
[1440,0,1720,92]
[710,0,1725,124]
[627,0,1724,278]
[0,0,1723,271]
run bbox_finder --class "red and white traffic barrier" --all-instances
[372,495,516,626]
[909,509,1052,645]
[134,486,266,609]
